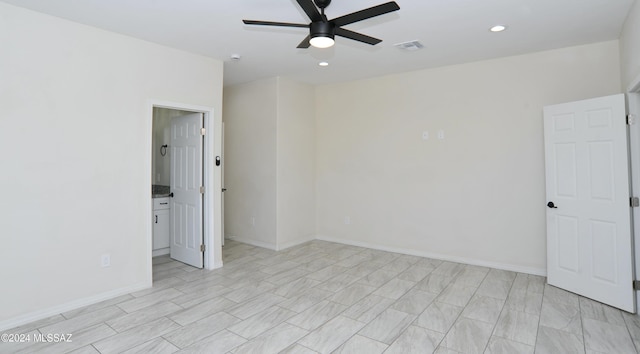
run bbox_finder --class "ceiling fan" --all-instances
[242,0,400,49]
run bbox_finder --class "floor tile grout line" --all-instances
[622,313,640,354]
[396,267,460,336]
[420,265,476,352]
[294,341,317,353]
[489,274,543,349]
[471,268,501,354]
[362,263,442,348]
[578,292,589,354]
[538,289,603,349]
[529,275,544,350]
[160,330,183,350]
[316,320,368,353]
[90,343,101,353]
[288,247,397,352]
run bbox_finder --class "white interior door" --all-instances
[544,94,634,312]
[170,113,204,268]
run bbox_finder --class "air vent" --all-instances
[394,40,424,51]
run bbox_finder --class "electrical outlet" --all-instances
[101,254,111,268]
[437,129,445,140]
[344,216,351,225]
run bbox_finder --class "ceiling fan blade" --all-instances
[296,0,323,22]
[297,35,311,49]
[335,28,382,45]
[243,20,309,28]
[332,1,400,27]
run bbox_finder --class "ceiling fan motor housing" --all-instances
[311,21,335,39]
[314,0,332,9]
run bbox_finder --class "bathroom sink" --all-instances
[152,184,170,198]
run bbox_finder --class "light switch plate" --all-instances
[101,254,111,267]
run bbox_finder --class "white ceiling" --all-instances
[2,0,635,86]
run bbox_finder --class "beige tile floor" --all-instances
[3,239,640,353]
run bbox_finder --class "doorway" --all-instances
[146,100,222,284]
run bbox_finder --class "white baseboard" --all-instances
[226,235,277,250]
[152,248,169,257]
[315,235,547,276]
[276,235,315,251]
[225,235,315,252]
[0,281,150,332]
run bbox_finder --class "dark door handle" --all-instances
[169,192,174,198]
[222,188,227,192]
[547,201,557,209]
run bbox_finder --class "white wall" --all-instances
[621,0,640,89]
[315,41,622,274]
[276,79,316,248]
[224,77,316,249]
[0,3,223,328]
[223,78,278,248]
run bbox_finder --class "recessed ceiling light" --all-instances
[490,25,507,32]
[319,61,329,67]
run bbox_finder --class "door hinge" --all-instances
[200,186,205,194]
[628,114,635,125]
[200,244,206,252]
[201,127,206,136]
[631,197,640,208]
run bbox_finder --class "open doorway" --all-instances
[146,100,222,284]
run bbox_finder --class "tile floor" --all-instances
[3,239,640,353]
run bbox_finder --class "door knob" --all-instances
[547,201,558,209]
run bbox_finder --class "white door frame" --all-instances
[146,100,222,284]
[628,74,640,312]
[221,121,225,247]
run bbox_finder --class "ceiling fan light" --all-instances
[310,21,335,48]
[310,35,335,48]
[490,25,507,32]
